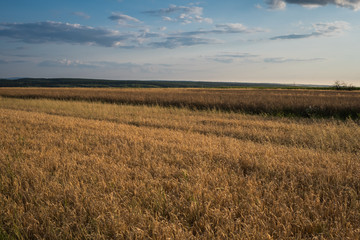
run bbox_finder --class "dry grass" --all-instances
[0,87,360,119]
[1,96,360,239]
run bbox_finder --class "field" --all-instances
[0,87,360,119]
[1,88,360,239]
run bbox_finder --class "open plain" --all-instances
[0,88,360,239]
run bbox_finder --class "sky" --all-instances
[0,0,359,86]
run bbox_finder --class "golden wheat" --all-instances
[0,87,359,118]
[1,96,360,239]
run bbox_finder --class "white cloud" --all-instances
[215,23,263,33]
[172,23,266,37]
[313,21,351,36]
[162,16,173,22]
[143,5,213,24]
[266,0,360,10]
[267,0,286,10]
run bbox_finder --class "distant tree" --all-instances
[333,81,355,91]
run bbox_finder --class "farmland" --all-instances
[0,87,360,119]
[0,88,360,239]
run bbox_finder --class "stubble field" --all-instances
[0,88,360,239]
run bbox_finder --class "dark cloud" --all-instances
[266,0,360,10]
[270,33,318,40]
[0,21,134,47]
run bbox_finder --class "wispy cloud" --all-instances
[206,52,325,64]
[271,21,350,40]
[147,22,265,48]
[95,61,172,73]
[215,23,265,34]
[38,59,97,68]
[143,4,213,24]
[171,23,266,37]
[266,0,360,10]
[144,4,202,16]
[264,57,325,63]
[108,13,142,26]
[150,23,265,49]
[38,59,172,73]
[208,53,259,63]
[73,12,90,19]
[150,36,218,49]
[0,59,27,64]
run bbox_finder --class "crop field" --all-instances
[0,88,360,239]
[0,87,360,119]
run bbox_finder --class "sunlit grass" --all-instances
[0,96,359,239]
[1,87,360,119]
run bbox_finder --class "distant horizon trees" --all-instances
[333,80,356,90]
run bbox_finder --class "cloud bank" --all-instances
[0,20,266,49]
[0,21,134,47]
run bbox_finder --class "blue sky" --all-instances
[0,0,359,85]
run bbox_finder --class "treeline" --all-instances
[0,78,312,88]
[0,78,285,88]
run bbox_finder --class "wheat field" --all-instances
[0,87,360,119]
[1,94,360,239]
